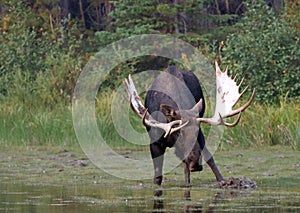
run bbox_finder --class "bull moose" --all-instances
[124,62,255,185]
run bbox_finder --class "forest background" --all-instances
[0,0,299,149]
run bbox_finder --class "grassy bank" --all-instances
[0,92,299,150]
[0,145,299,188]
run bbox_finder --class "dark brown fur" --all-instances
[145,65,224,185]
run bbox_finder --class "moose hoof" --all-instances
[153,176,163,185]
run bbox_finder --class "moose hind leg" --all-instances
[188,141,203,172]
[183,161,191,184]
[150,143,166,185]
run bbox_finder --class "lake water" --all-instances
[1,182,300,212]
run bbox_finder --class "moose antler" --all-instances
[124,75,188,138]
[197,61,255,127]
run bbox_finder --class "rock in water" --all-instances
[213,177,257,189]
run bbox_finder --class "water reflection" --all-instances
[182,190,204,213]
[153,188,251,213]
[1,182,300,212]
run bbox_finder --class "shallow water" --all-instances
[1,182,300,213]
[1,147,300,212]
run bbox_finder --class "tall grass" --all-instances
[222,99,300,150]
[1,91,299,150]
[95,91,146,149]
[0,90,145,149]
[0,102,77,147]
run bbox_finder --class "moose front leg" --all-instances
[206,155,224,182]
[150,143,166,185]
[199,146,224,181]
[198,130,224,182]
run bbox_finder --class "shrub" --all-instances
[222,1,300,103]
[0,0,85,108]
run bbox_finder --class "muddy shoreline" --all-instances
[1,146,300,212]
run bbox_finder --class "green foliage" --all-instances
[0,1,47,79]
[222,1,300,103]
[0,0,299,148]
[95,0,224,46]
[0,0,85,108]
[109,0,160,37]
[285,0,300,31]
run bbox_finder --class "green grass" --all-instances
[222,99,300,150]
[0,92,299,150]
[0,104,77,147]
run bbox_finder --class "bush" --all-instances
[0,0,85,108]
[222,1,300,103]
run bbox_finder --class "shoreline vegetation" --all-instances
[0,93,299,149]
[0,1,299,150]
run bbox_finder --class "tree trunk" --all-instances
[272,0,285,14]
[173,0,180,34]
[59,0,69,19]
[225,0,230,14]
[214,0,221,15]
[79,0,86,27]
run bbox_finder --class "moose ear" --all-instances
[190,99,203,115]
[160,104,176,117]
